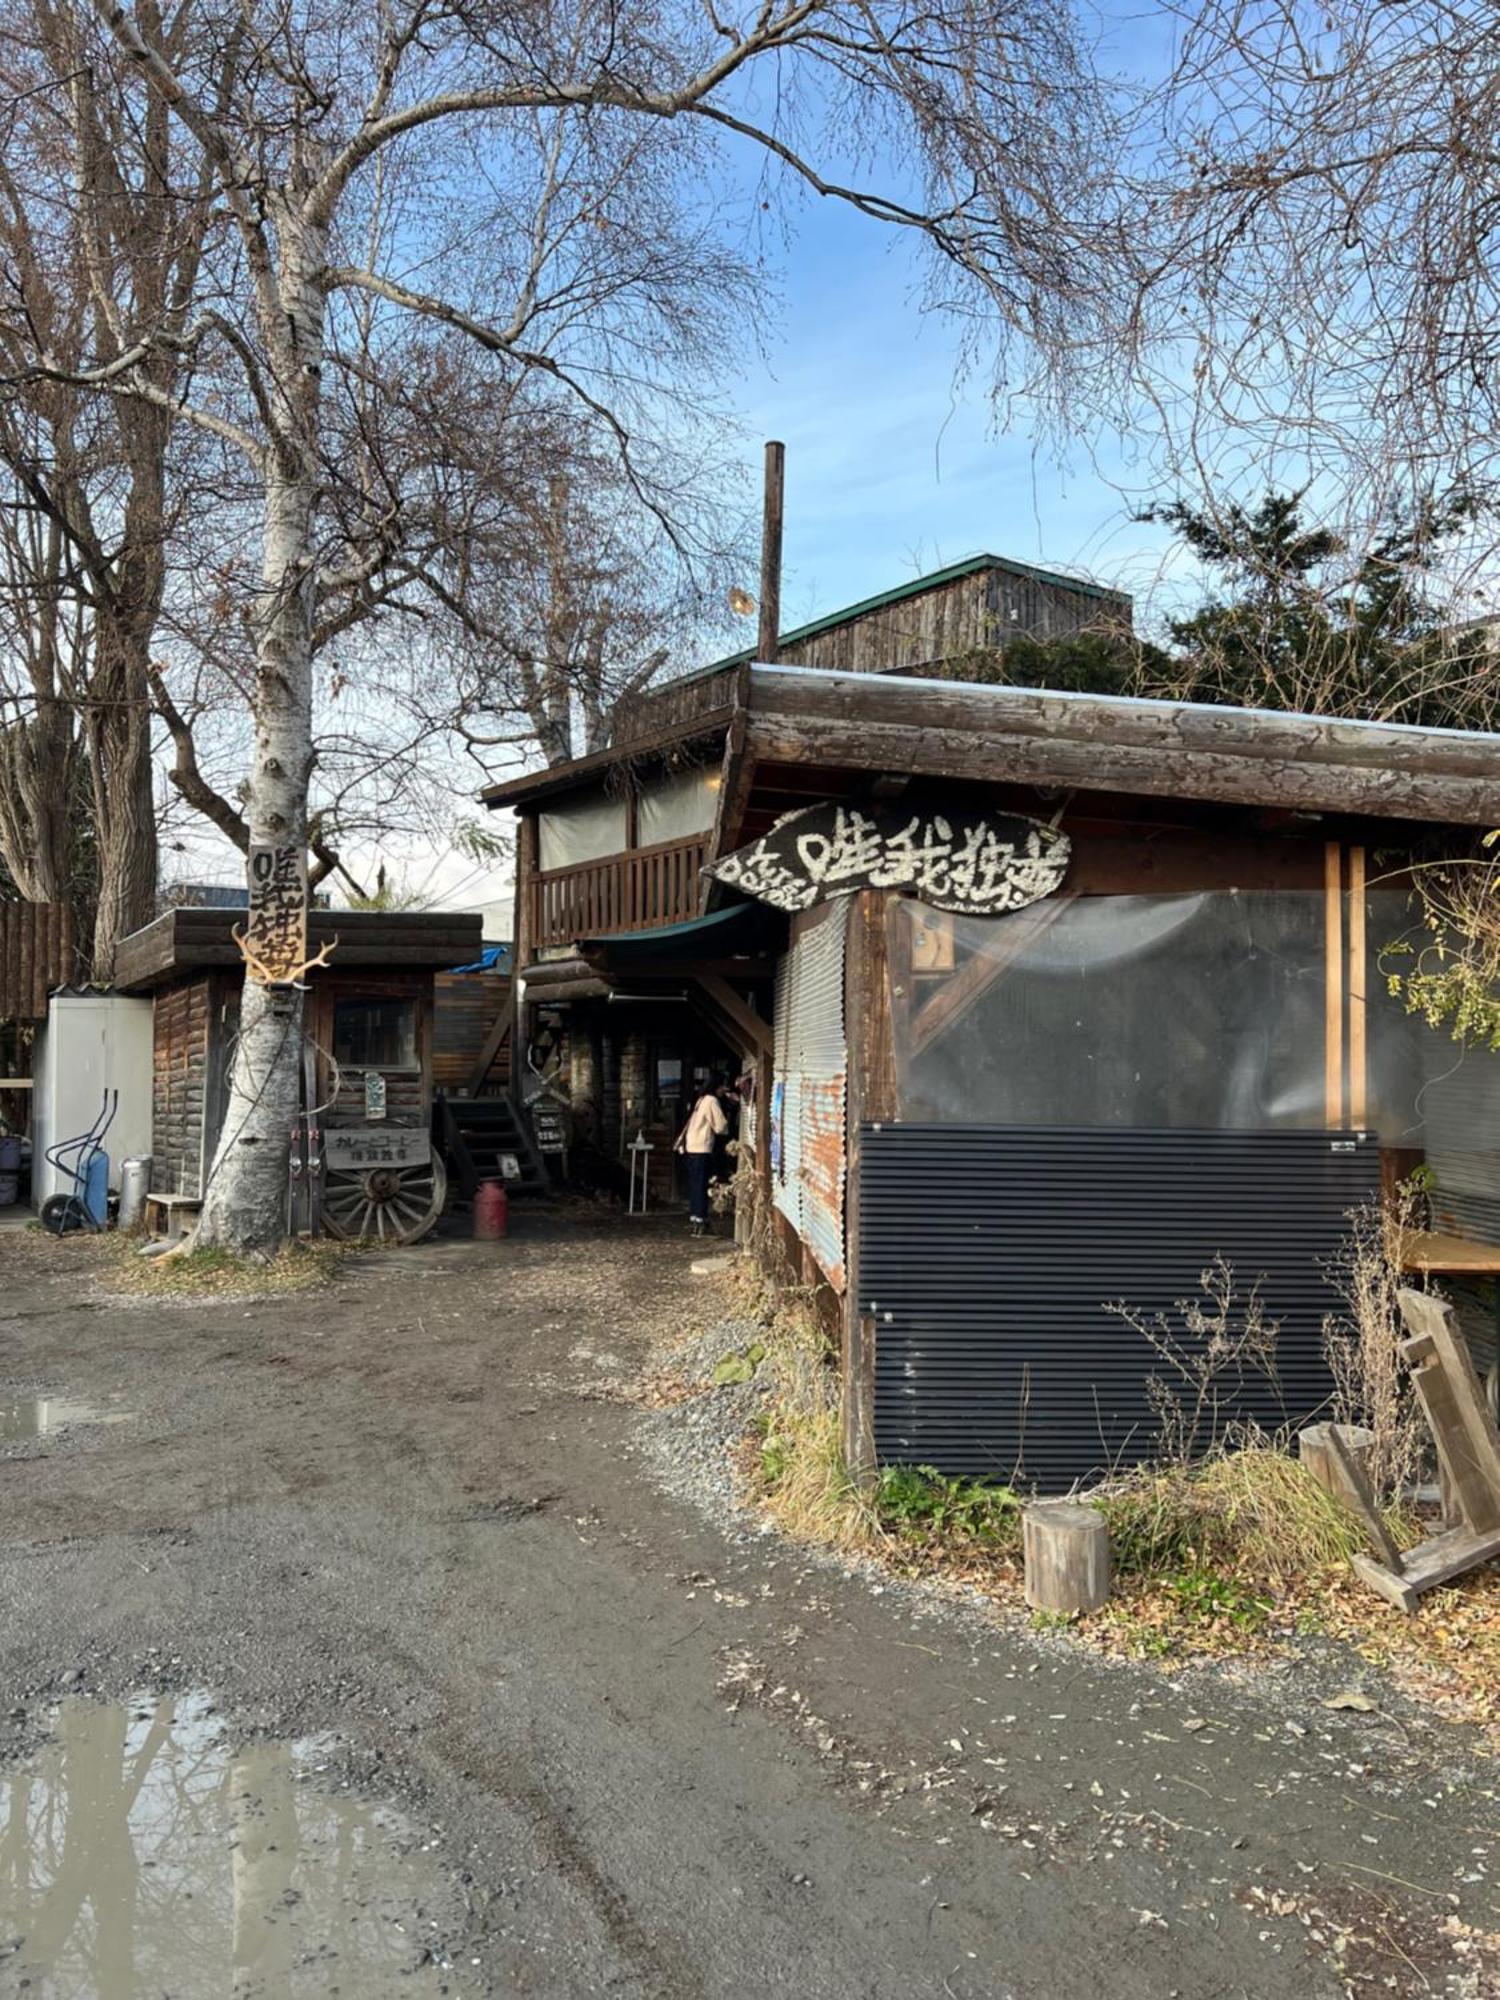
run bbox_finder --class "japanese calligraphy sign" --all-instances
[243,842,308,985]
[706,802,1070,916]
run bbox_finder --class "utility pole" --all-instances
[757,440,784,664]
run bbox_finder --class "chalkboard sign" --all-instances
[531,1102,569,1155]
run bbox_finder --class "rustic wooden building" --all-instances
[115,908,494,1238]
[488,656,1500,1491]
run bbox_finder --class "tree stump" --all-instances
[1298,1424,1377,1508]
[1022,1501,1110,1615]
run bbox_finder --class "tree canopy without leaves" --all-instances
[1,0,1132,1250]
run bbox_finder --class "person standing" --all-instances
[676,1074,728,1236]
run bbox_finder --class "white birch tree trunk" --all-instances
[196,208,327,1255]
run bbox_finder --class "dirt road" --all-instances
[0,1218,1496,1997]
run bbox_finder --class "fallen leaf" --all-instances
[1324,1690,1377,1713]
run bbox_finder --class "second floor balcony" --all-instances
[529,833,710,953]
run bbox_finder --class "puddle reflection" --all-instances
[0,1396,129,1441]
[0,1693,474,1996]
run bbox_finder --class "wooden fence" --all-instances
[0,901,74,1020]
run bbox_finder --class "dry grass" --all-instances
[1322,1185,1430,1505]
[101,1236,360,1300]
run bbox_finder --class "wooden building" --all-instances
[115,907,496,1239]
[488,655,1500,1492]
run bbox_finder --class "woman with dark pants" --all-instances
[676,1076,728,1236]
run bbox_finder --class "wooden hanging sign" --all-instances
[705,802,1070,916]
[238,842,318,986]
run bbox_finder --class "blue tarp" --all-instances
[448,942,511,973]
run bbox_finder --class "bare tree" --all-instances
[9,0,1129,1252]
[0,0,227,973]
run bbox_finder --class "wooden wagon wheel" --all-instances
[319,1145,447,1244]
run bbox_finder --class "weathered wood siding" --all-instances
[307,971,432,1125]
[433,970,512,1093]
[0,902,75,1020]
[152,976,213,1197]
[780,567,1129,675]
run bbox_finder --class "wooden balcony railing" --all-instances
[529,834,709,951]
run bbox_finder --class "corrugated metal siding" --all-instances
[858,1124,1379,1491]
[772,902,849,1287]
[1423,1062,1500,1245]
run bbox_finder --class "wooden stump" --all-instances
[1299,1423,1377,1507]
[1022,1501,1110,1615]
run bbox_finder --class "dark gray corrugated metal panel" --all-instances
[772,904,849,1284]
[858,1125,1380,1491]
[1421,1057,1500,1244]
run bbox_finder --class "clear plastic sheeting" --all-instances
[537,788,627,871]
[893,892,1329,1131]
[638,767,719,846]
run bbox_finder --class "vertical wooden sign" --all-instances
[244,842,309,986]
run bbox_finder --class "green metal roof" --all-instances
[700,551,1127,678]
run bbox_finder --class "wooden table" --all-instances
[1402,1231,1500,1417]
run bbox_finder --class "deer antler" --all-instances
[232,925,340,988]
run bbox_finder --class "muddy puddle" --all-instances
[0,1692,478,1996]
[0,1393,131,1441]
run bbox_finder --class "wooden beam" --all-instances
[909,891,1078,1056]
[1325,842,1344,1128]
[1348,845,1367,1128]
[694,973,771,1057]
[742,670,1500,825]
[463,1013,513,1099]
[842,890,896,1491]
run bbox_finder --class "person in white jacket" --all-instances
[675,1075,728,1236]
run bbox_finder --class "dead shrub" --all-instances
[1321,1186,1428,1507]
[1103,1256,1282,1464]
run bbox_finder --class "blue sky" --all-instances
[723,185,1183,640]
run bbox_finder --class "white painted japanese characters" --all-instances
[706,802,1070,915]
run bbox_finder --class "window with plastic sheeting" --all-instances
[892,892,1330,1131]
[537,789,627,871]
[638,767,719,845]
[1366,890,1500,1243]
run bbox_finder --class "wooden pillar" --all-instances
[842,890,897,1491]
[1324,841,1344,1128]
[1348,845,1367,1129]
[510,812,537,1100]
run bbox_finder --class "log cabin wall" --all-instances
[432,970,512,1094]
[151,976,213,1197]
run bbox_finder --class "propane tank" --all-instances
[473,1178,509,1240]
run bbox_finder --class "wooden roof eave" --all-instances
[739,666,1500,828]
[478,705,738,812]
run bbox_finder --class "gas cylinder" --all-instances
[473,1178,509,1240]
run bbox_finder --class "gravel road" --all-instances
[0,1215,1496,1997]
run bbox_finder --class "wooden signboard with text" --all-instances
[243,842,309,986]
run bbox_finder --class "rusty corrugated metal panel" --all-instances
[0,902,74,1020]
[772,901,848,1287]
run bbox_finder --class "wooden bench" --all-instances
[144,1193,202,1242]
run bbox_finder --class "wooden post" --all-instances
[1324,841,1344,1127]
[1023,1502,1110,1615]
[1348,845,1367,1128]
[842,890,896,1492]
[1299,1422,1377,1505]
[757,440,784,665]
